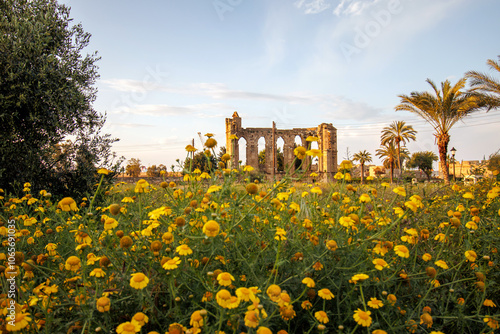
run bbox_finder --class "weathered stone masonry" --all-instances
[225,112,338,178]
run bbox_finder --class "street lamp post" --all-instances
[450,147,456,182]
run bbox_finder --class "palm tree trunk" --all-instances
[396,141,401,173]
[437,133,450,184]
[360,163,365,184]
[390,163,394,183]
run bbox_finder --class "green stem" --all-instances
[88,173,105,212]
[359,284,367,311]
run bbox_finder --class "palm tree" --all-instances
[395,78,486,184]
[353,150,372,184]
[376,143,397,184]
[380,121,417,173]
[466,56,500,110]
[376,143,409,183]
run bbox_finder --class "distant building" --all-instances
[448,160,493,178]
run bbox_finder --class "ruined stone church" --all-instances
[225,112,338,178]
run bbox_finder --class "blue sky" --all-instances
[61,0,500,170]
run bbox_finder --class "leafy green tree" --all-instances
[407,151,438,181]
[380,121,417,171]
[485,150,500,174]
[147,165,161,177]
[126,158,141,177]
[258,148,284,171]
[466,56,500,110]
[0,0,119,198]
[353,150,372,184]
[184,152,217,173]
[258,150,266,166]
[395,79,487,184]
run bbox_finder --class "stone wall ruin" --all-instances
[225,112,338,178]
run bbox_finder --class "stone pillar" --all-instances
[318,124,330,173]
[246,135,259,170]
[265,134,274,174]
[283,134,295,172]
[225,112,242,169]
[326,125,338,173]
[231,138,240,169]
[319,124,338,177]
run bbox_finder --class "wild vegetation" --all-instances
[1,141,499,333]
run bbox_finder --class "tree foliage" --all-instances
[147,164,167,177]
[466,55,500,111]
[395,78,487,184]
[258,148,284,172]
[353,150,372,184]
[487,150,500,174]
[0,0,120,198]
[380,121,417,171]
[184,152,217,173]
[126,158,141,177]
[376,143,409,183]
[407,151,438,181]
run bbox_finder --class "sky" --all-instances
[60,0,500,171]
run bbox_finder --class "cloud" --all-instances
[110,102,235,117]
[112,104,194,116]
[104,78,383,121]
[103,79,311,103]
[294,0,331,14]
[293,0,381,16]
[320,95,384,120]
[109,123,156,128]
[101,79,163,93]
[333,0,380,16]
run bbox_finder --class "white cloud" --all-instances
[112,104,194,116]
[294,0,331,14]
[101,79,162,93]
[104,78,383,121]
[103,79,310,103]
[320,95,383,120]
[333,0,381,16]
[110,102,235,117]
[109,123,155,128]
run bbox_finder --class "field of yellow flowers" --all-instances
[1,162,499,334]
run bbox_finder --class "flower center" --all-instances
[133,274,144,282]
